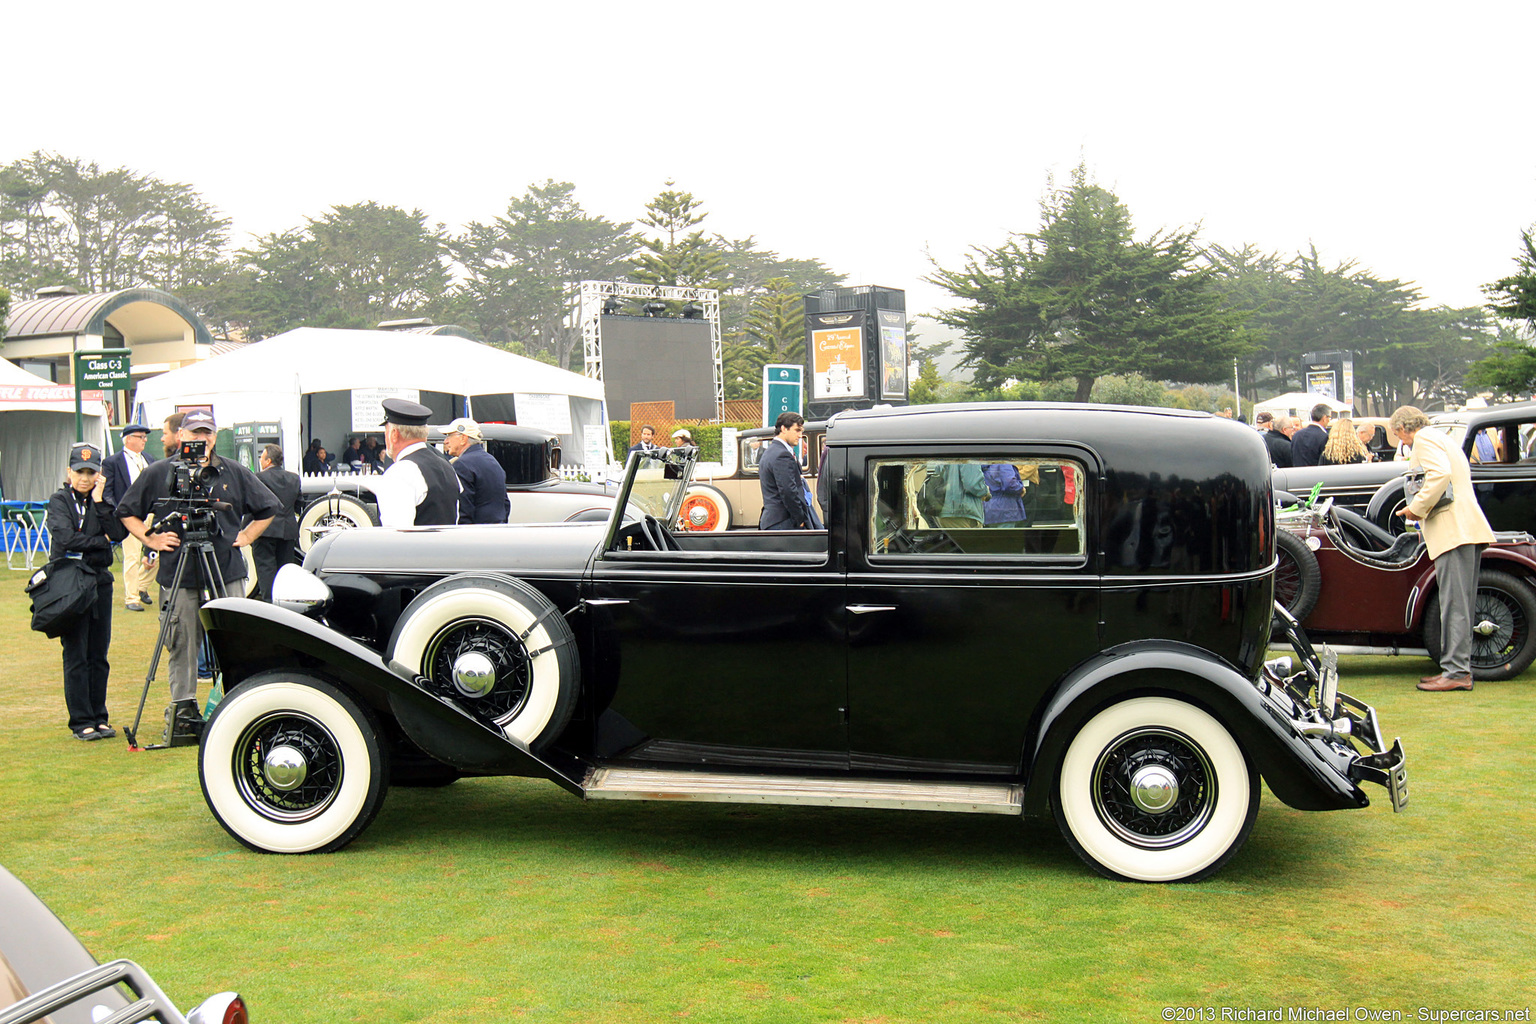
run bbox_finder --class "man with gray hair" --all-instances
[1391,405,1495,691]
[443,417,507,524]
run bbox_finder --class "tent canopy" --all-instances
[132,328,609,471]
[0,359,109,501]
[1252,392,1353,418]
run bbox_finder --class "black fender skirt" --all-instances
[1023,641,1370,817]
[199,597,584,794]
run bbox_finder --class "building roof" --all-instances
[3,287,214,346]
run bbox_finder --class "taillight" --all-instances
[186,992,248,1024]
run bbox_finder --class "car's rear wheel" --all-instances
[387,574,579,749]
[678,484,730,532]
[1274,529,1321,623]
[200,674,388,854]
[1054,696,1259,882]
[298,493,379,553]
[1424,568,1536,681]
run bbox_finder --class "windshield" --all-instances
[603,446,698,544]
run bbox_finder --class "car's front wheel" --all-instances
[1054,696,1259,882]
[1424,568,1536,681]
[199,674,389,854]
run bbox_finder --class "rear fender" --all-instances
[1023,641,1367,818]
[199,597,584,794]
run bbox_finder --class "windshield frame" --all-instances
[601,445,699,550]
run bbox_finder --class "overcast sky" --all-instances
[6,1,1533,326]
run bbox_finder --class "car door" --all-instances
[585,524,848,769]
[842,445,1102,776]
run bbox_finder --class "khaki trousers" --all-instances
[122,532,153,605]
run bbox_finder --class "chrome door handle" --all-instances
[847,604,896,615]
[584,598,630,606]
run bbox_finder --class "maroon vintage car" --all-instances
[1275,500,1536,680]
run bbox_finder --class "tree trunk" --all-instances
[1075,376,1095,403]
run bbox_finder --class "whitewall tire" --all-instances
[386,575,578,750]
[1054,696,1258,883]
[199,675,388,854]
[298,493,379,553]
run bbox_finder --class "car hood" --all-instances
[310,521,608,577]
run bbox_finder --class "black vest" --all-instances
[403,447,461,526]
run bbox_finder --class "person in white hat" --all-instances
[442,417,508,524]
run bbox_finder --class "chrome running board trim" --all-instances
[584,768,1023,815]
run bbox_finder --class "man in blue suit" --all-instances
[758,412,820,530]
[443,418,508,524]
[100,423,156,611]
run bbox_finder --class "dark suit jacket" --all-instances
[758,440,812,530]
[1262,430,1293,468]
[452,443,509,524]
[1290,424,1328,467]
[256,466,303,541]
[101,448,156,508]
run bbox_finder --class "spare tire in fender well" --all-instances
[1023,642,1368,818]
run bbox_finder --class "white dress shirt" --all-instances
[374,441,431,527]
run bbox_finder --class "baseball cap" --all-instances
[443,417,483,440]
[671,428,693,442]
[182,409,217,433]
[70,442,102,471]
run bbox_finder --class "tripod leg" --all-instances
[125,548,191,749]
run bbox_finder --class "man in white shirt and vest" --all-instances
[101,423,156,611]
[373,399,463,527]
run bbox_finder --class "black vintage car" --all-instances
[196,404,1406,883]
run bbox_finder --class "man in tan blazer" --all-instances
[1391,406,1496,691]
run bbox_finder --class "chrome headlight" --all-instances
[272,564,332,616]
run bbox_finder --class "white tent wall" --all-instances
[131,329,611,472]
[0,410,107,501]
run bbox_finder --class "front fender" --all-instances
[1023,641,1368,817]
[199,597,583,793]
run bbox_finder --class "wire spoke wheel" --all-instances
[233,711,343,823]
[1091,728,1214,849]
[425,617,533,724]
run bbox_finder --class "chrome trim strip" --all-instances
[585,768,1023,816]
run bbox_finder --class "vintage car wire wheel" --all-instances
[1273,529,1321,623]
[678,484,730,532]
[297,493,379,554]
[199,676,387,854]
[1423,568,1536,681]
[1365,478,1411,537]
[1054,697,1258,883]
[387,574,579,749]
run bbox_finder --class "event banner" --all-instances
[351,388,419,432]
[877,310,908,400]
[810,310,865,401]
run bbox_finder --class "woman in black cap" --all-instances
[45,441,127,741]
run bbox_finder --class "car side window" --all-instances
[867,456,1087,558]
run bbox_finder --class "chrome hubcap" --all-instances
[451,651,498,698]
[1474,618,1497,637]
[1129,764,1179,813]
[262,744,308,791]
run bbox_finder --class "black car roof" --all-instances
[823,402,1211,445]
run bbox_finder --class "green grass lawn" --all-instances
[2,565,1533,1022]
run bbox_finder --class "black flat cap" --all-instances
[380,398,434,426]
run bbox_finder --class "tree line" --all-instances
[4,151,1533,409]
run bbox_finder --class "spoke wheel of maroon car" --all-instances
[1054,697,1260,882]
[387,573,580,749]
[297,493,379,554]
[200,673,388,854]
[1273,529,1322,623]
[1423,568,1536,681]
[678,484,731,532]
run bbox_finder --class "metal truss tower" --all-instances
[577,280,723,421]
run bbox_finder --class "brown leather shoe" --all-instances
[1420,674,1442,684]
[1417,675,1474,691]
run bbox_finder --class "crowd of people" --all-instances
[1255,403,1389,468]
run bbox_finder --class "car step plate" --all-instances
[584,768,1023,815]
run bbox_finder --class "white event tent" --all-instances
[1251,391,1353,419]
[131,328,610,472]
[0,358,109,501]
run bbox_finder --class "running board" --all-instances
[584,768,1023,815]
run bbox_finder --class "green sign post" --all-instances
[72,348,132,441]
[762,364,804,428]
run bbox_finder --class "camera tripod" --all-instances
[123,529,230,751]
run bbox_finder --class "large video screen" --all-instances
[600,316,716,420]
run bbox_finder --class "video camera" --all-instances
[148,439,230,543]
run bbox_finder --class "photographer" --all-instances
[117,410,281,740]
